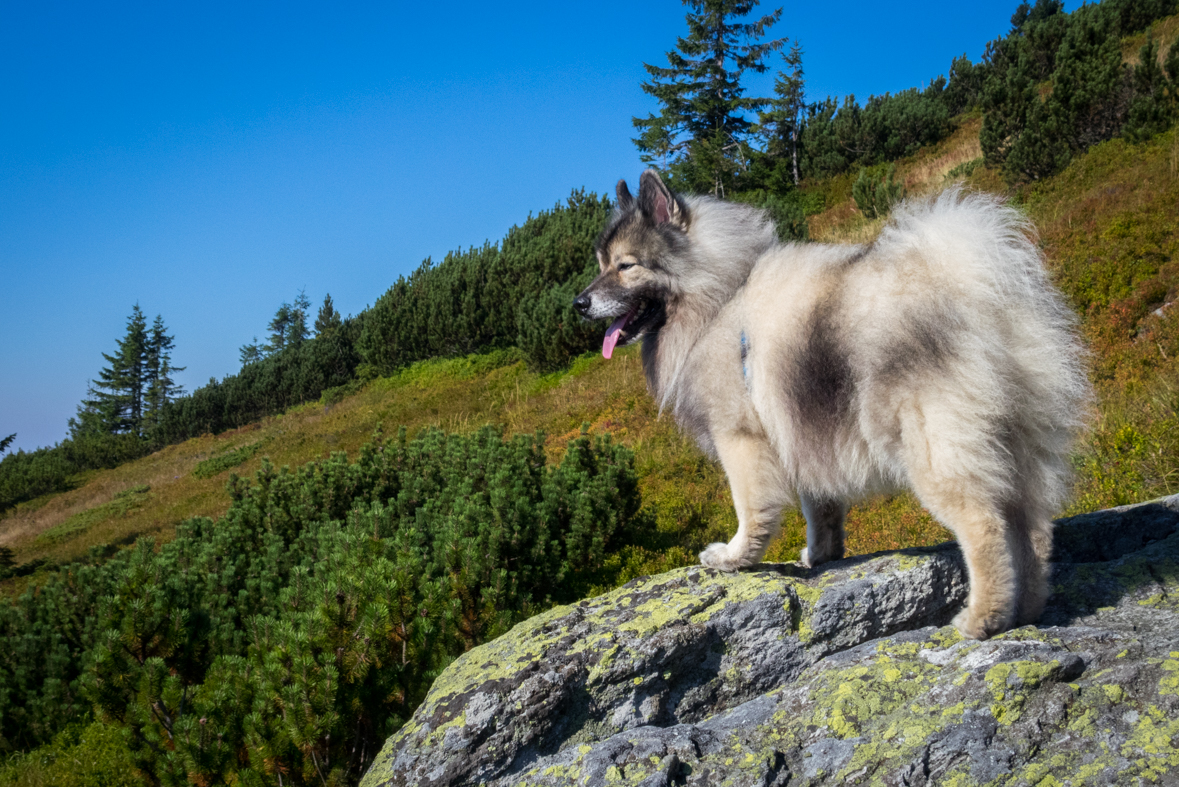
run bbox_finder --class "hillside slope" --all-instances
[4,118,1179,599]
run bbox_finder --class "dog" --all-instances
[573,169,1089,639]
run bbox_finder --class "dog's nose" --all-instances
[573,294,591,316]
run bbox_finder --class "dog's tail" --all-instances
[880,187,1092,512]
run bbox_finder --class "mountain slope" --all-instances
[5,120,1179,599]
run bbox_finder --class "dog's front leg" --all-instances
[700,431,788,572]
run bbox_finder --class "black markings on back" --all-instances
[789,295,854,439]
[876,307,959,386]
[843,246,871,266]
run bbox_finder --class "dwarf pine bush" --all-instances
[0,425,639,786]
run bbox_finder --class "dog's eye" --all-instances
[618,263,635,272]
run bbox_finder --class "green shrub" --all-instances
[1,426,640,785]
[981,0,1179,182]
[799,82,954,180]
[0,723,139,787]
[191,443,262,479]
[852,164,906,219]
[34,486,152,547]
[945,157,985,180]
[731,189,815,242]
[358,190,611,377]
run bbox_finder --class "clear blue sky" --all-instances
[1,0,1042,453]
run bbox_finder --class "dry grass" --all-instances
[902,116,984,193]
[1121,13,1179,63]
[805,115,984,244]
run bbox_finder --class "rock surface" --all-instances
[362,496,1179,786]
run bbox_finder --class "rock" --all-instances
[362,496,1179,786]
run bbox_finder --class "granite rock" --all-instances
[362,495,1179,786]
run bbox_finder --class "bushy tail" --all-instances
[882,187,1092,513]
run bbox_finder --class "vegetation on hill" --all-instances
[0,426,639,784]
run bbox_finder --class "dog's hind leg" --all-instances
[1021,514,1054,625]
[700,431,789,572]
[799,494,847,568]
[913,482,1017,639]
[1005,501,1054,626]
[899,398,1019,639]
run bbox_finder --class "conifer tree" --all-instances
[632,0,785,195]
[0,434,13,456]
[144,315,185,435]
[239,338,264,366]
[759,41,806,185]
[314,293,343,337]
[80,305,149,435]
[265,303,293,355]
[263,291,312,356]
[287,290,311,348]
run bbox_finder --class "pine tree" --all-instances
[759,41,806,185]
[265,303,293,355]
[632,0,785,195]
[0,434,13,455]
[287,290,311,348]
[239,337,263,366]
[80,305,149,435]
[313,293,343,337]
[1123,37,1179,142]
[262,292,312,356]
[144,315,185,436]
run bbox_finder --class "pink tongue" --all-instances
[602,312,632,359]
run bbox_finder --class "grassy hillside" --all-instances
[5,117,1179,604]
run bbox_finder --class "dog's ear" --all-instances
[638,169,685,228]
[615,179,635,211]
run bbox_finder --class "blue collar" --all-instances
[740,331,750,381]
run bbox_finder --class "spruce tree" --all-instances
[759,41,806,185]
[81,305,149,435]
[239,338,263,366]
[632,0,785,195]
[287,290,311,348]
[262,291,312,355]
[0,434,13,455]
[144,315,185,436]
[265,303,293,355]
[313,293,343,337]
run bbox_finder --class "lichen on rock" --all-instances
[362,495,1179,786]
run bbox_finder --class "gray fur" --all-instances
[576,170,1091,639]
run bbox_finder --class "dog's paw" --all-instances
[699,542,744,572]
[799,547,813,568]
[952,607,1010,641]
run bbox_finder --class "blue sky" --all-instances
[2,0,1041,453]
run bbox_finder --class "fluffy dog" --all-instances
[573,170,1089,639]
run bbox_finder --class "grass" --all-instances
[804,114,985,243]
[191,442,263,479]
[0,339,950,596]
[34,484,151,546]
[1120,14,1179,63]
[1019,128,1179,512]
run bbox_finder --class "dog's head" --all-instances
[574,169,687,358]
